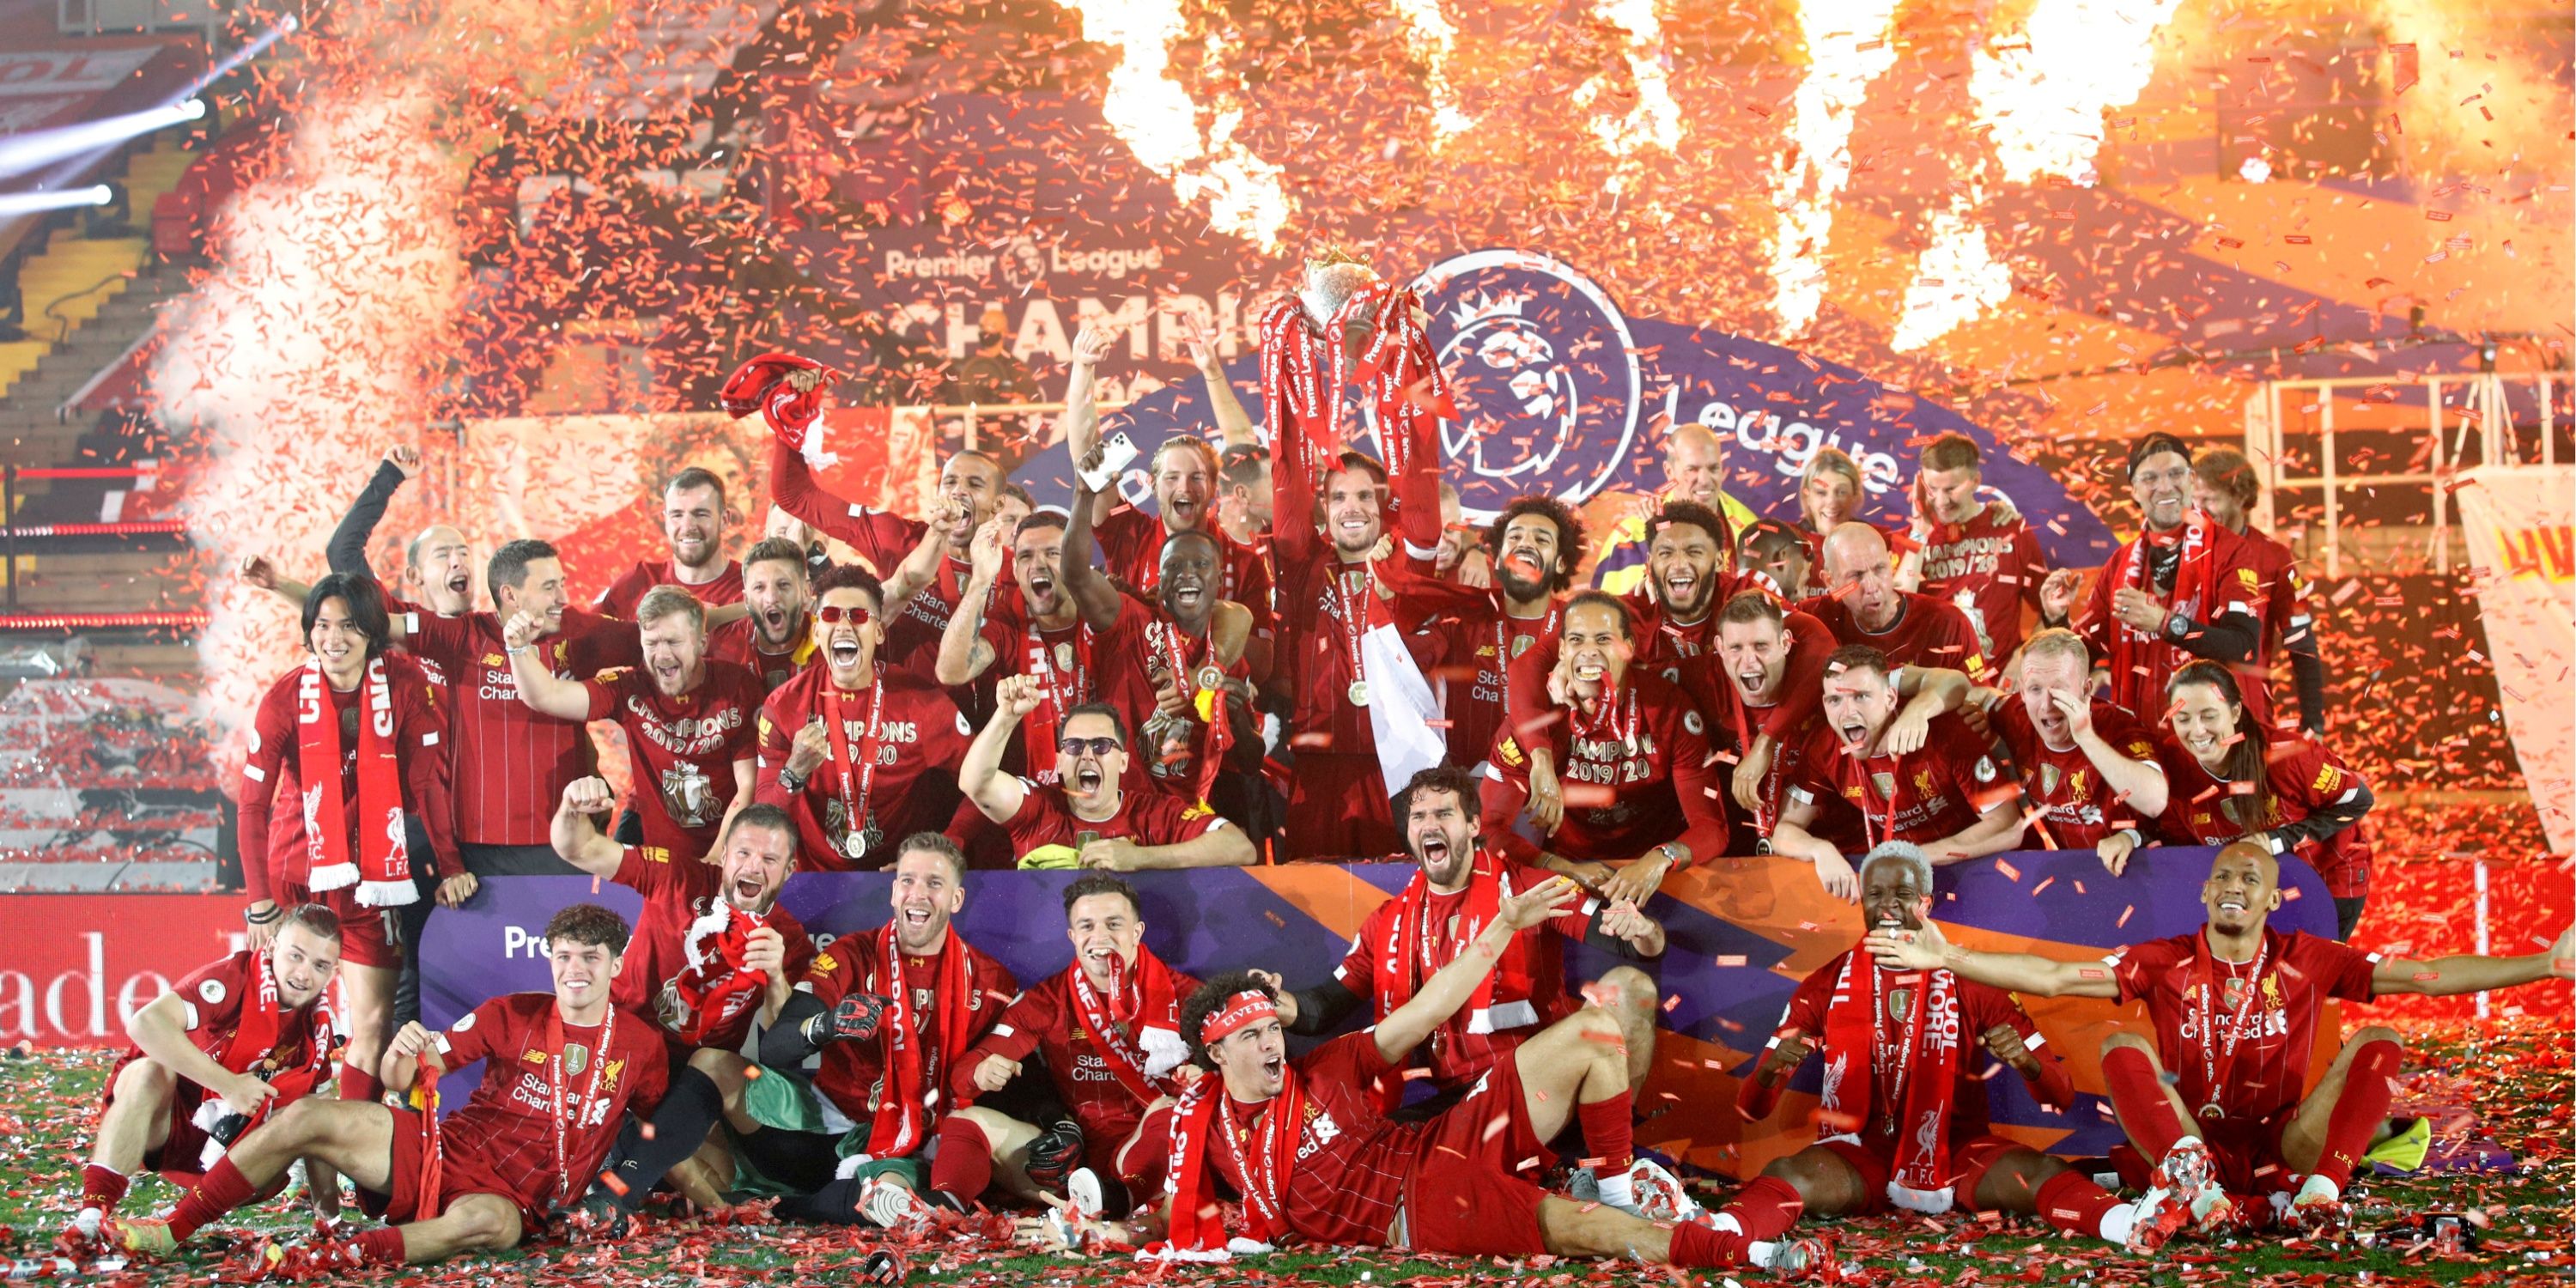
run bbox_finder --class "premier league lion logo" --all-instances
[1401,250,1642,522]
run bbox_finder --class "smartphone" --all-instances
[1080,431,1140,493]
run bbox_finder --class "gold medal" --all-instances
[1347,679,1370,707]
[1054,642,1076,673]
[1196,665,1225,694]
[2197,1103,2224,1121]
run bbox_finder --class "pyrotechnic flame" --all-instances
[1390,0,1473,139]
[1766,0,1902,332]
[1577,0,1682,172]
[1970,0,2183,185]
[1060,0,1289,251]
[1889,198,2015,352]
[157,89,465,733]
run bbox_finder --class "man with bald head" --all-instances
[1802,522,1989,681]
[1592,422,1758,593]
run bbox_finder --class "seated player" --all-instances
[1996,629,2169,865]
[1484,592,1726,904]
[1804,522,1988,680]
[1870,841,2574,1245]
[942,874,1202,1218]
[2149,661,2375,939]
[237,574,461,1108]
[1741,844,2150,1248]
[1276,768,1665,1131]
[729,835,1018,1226]
[111,905,668,1273]
[708,537,816,693]
[511,586,762,865]
[1026,881,1823,1273]
[550,782,810,1051]
[755,565,974,871]
[960,677,1253,870]
[1770,647,2011,894]
[67,905,345,1251]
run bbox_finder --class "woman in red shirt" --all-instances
[2149,660,2376,939]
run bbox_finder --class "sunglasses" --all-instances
[1058,736,1122,756]
[814,605,873,625]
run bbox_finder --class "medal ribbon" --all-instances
[2190,931,2269,1118]
[821,680,885,859]
[545,1004,614,1211]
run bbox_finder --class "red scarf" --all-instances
[190,957,337,1169]
[720,351,834,450]
[1156,1065,1304,1258]
[866,924,971,1158]
[1256,283,1451,498]
[2103,508,2221,715]
[1372,848,1543,1040]
[1067,946,1188,1106]
[294,657,412,907]
[659,902,773,1048]
[1817,952,1963,1213]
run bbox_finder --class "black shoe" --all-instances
[546,1188,630,1242]
[811,993,892,1046]
[1024,1118,1085,1194]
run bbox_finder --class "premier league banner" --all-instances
[1010,248,2119,571]
[422,846,2334,1179]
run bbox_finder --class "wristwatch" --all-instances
[777,767,807,794]
[1652,842,1688,870]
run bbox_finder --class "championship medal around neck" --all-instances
[1347,679,1370,708]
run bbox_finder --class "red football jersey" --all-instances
[706,618,812,696]
[1096,507,1277,644]
[2075,523,2271,725]
[592,560,744,619]
[1000,782,1225,860]
[1788,711,2013,849]
[1330,863,1590,1091]
[1204,1032,1421,1249]
[980,591,1151,793]
[1800,590,1990,682]
[403,608,641,847]
[237,653,458,902]
[429,993,670,1221]
[137,951,331,1078]
[1487,669,1730,863]
[764,440,995,675]
[1373,567,1562,770]
[1085,599,1251,801]
[2151,735,2374,898]
[1914,507,2048,661]
[2105,927,2378,1121]
[798,929,1015,1125]
[581,661,763,860]
[752,668,974,872]
[959,962,1204,1144]
[1747,947,2071,1136]
[607,842,815,1048]
[1992,697,2164,849]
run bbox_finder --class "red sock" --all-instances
[1577,1092,1634,1172]
[1713,1174,1804,1240]
[1667,1216,1751,1268]
[929,1115,993,1204]
[2100,1044,2191,1162]
[353,1226,406,1266]
[2035,1169,2124,1240]
[2314,1039,2402,1188]
[168,1156,257,1242]
[80,1163,129,1214]
[339,1066,382,1106]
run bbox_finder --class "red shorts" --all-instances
[1422,1048,1550,1177]
[358,1108,548,1228]
[1400,1152,1550,1257]
[1814,1133,2024,1214]
[2110,1109,2302,1198]
[277,883,400,969]
[1280,752,1396,861]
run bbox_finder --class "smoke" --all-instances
[157,88,465,734]
[2370,0,2573,177]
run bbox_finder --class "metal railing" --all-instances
[2,462,186,618]
[2245,372,2568,577]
